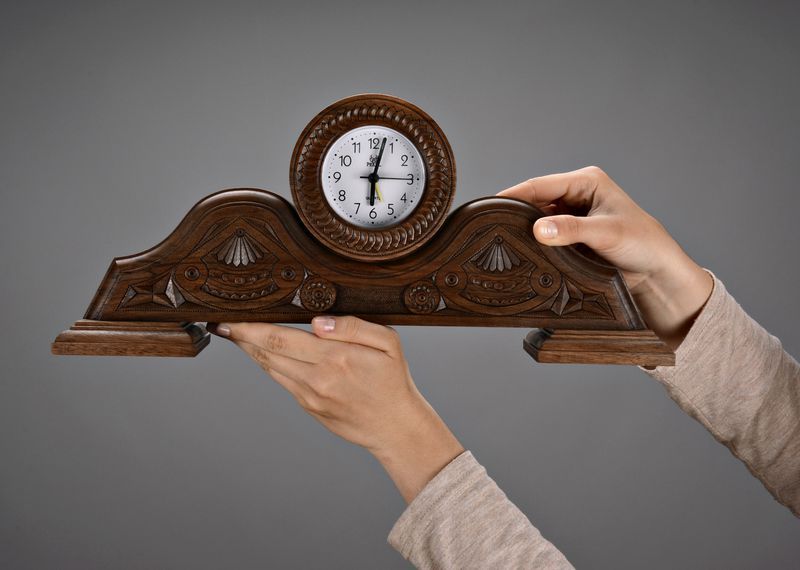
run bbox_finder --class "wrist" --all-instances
[633,252,713,350]
[370,398,464,503]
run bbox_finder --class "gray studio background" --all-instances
[1,1,798,568]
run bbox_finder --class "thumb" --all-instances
[311,315,401,355]
[533,214,619,251]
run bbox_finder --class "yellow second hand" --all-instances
[375,183,384,203]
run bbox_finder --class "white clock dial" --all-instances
[321,125,426,228]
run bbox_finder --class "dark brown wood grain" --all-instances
[524,329,675,366]
[52,321,209,357]
[52,189,673,364]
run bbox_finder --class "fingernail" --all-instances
[211,323,231,337]
[314,316,336,332]
[538,220,558,239]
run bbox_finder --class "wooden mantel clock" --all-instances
[52,94,674,366]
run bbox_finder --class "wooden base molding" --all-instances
[52,320,210,357]
[524,329,675,366]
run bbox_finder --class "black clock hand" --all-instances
[369,180,376,207]
[373,137,387,175]
[368,137,387,206]
[360,176,409,181]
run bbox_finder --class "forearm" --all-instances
[370,399,464,504]
[388,451,574,569]
[644,273,800,515]
[377,400,573,568]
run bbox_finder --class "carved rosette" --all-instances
[290,94,456,261]
[403,281,441,314]
[299,276,337,312]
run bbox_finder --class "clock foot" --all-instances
[523,328,674,367]
[51,320,210,357]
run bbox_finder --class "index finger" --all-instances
[497,166,609,209]
[311,315,402,356]
[211,322,334,364]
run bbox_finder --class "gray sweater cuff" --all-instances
[387,450,479,558]
[642,270,800,516]
[388,451,573,568]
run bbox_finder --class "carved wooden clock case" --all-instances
[52,94,674,366]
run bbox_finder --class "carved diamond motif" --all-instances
[152,275,185,308]
[119,285,151,308]
[549,280,584,316]
[164,277,185,308]
[544,279,612,318]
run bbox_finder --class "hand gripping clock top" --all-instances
[52,93,674,365]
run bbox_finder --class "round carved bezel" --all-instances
[290,94,456,262]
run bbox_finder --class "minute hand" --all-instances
[360,176,410,181]
[368,137,387,206]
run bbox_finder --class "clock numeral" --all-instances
[354,202,361,214]
[389,142,394,153]
[352,142,361,153]
[369,137,381,150]
[400,193,407,202]
[387,203,395,216]
[406,173,414,185]
[339,155,352,167]
[401,155,408,166]
[369,208,377,219]
[338,189,346,201]
[333,171,341,182]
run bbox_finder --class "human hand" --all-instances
[209,317,464,503]
[498,166,713,349]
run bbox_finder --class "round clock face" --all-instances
[320,126,426,228]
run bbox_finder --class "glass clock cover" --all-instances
[320,125,426,228]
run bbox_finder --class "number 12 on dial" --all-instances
[321,125,426,228]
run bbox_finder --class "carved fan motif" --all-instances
[216,229,264,267]
[472,237,521,272]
